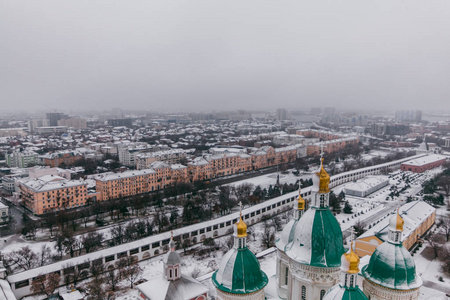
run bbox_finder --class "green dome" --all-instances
[362,242,422,290]
[324,284,368,300]
[212,247,268,294]
[286,208,345,267]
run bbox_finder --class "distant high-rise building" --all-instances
[46,112,67,126]
[276,108,288,120]
[107,118,133,127]
[395,110,422,122]
[57,117,87,129]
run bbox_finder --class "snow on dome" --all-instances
[389,209,404,232]
[286,208,344,267]
[276,219,297,252]
[362,242,422,290]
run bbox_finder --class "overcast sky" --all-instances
[1,1,450,113]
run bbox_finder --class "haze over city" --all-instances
[1,0,450,112]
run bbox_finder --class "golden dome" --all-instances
[343,242,360,274]
[297,193,305,210]
[317,158,330,193]
[236,213,247,237]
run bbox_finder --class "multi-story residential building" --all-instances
[117,143,152,167]
[395,110,422,122]
[5,150,39,168]
[251,146,276,169]
[187,157,213,182]
[19,175,88,215]
[170,164,188,185]
[296,129,341,140]
[40,150,83,167]
[0,202,9,225]
[135,149,189,170]
[306,136,359,156]
[46,112,67,126]
[274,146,297,164]
[94,169,158,201]
[57,117,87,129]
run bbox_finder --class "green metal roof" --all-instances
[286,208,345,268]
[324,284,368,300]
[212,247,268,294]
[361,241,422,290]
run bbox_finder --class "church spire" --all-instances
[340,228,360,288]
[234,201,248,248]
[388,208,404,244]
[294,187,306,219]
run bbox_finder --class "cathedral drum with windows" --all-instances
[276,156,345,300]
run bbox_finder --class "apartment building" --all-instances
[135,149,189,170]
[94,169,158,201]
[19,175,88,215]
[40,150,83,167]
[5,150,39,168]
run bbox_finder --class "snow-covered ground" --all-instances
[227,170,311,190]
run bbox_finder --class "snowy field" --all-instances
[226,170,311,190]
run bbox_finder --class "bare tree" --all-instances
[437,217,450,242]
[427,233,442,259]
[86,277,107,300]
[437,176,450,197]
[109,224,125,246]
[120,257,142,288]
[105,269,120,291]
[262,221,275,249]
[81,232,104,253]
[38,244,52,267]
[90,258,104,280]
[353,220,366,237]
[5,246,38,272]
[31,273,60,297]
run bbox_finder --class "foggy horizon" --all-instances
[1,1,450,112]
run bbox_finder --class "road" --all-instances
[0,198,25,236]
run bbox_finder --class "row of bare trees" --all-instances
[29,255,143,299]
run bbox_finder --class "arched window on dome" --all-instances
[175,267,178,278]
[320,289,326,300]
[350,275,354,287]
[301,286,306,300]
[169,269,172,279]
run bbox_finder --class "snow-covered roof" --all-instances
[136,274,208,300]
[93,169,156,181]
[19,176,86,192]
[0,279,16,300]
[344,176,388,193]
[401,154,447,167]
[188,157,209,166]
[358,201,436,242]
[59,290,83,300]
